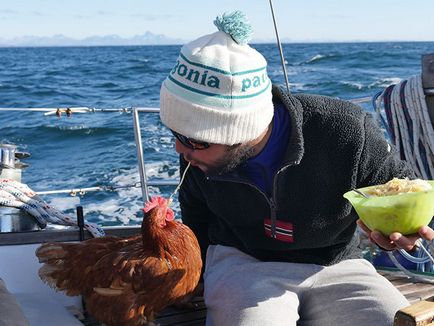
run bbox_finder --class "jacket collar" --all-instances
[206,86,305,182]
[272,85,305,165]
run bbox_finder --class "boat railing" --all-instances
[0,107,178,200]
[1,84,432,201]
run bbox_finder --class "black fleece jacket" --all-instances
[178,85,414,266]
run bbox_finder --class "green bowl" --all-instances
[343,180,434,236]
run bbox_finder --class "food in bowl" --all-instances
[364,178,432,196]
[343,178,434,236]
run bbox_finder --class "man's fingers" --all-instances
[389,232,419,251]
[370,231,396,250]
[355,220,434,251]
[356,219,371,234]
[419,226,434,242]
[357,221,397,250]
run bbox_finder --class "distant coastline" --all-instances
[1,33,433,48]
[0,32,185,47]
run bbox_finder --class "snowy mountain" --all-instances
[0,32,184,47]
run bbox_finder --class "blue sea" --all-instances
[0,42,433,226]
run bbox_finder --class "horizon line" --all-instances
[1,39,434,49]
[1,32,433,45]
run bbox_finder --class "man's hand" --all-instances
[356,219,434,251]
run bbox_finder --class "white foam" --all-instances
[30,160,182,226]
[289,83,308,91]
[84,199,129,223]
[270,68,297,77]
[85,162,182,224]
[34,175,91,193]
[142,124,159,133]
[47,196,81,211]
[341,81,364,90]
[306,54,329,63]
[370,77,402,88]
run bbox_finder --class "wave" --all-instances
[96,82,119,88]
[304,53,340,64]
[39,124,121,136]
[340,81,364,90]
[32,159,180,226]
[369,77,403,88]
[0,84,31,92]
[127,58,150,63]
[83,198,140,225]
[81,162,180,225]
[47,196,81,213]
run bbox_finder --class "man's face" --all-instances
[175,139,255,176]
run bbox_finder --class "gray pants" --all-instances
[204,245,409,326]
[0,279,28,326]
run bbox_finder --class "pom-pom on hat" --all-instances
[160,11,273,146]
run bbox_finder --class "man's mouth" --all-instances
[184,156,198,167]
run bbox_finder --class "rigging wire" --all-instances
[35,180,179,196]
[0,100,375,116]
[268,0,290,94]
[0,107,160,115]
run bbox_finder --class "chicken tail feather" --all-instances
[35,243,68,262]
[93,287,124,296]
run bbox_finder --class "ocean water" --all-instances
[0,42,433,226]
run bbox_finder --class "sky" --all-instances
[1,0,434,42]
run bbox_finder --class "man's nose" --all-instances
[174,139,193,155]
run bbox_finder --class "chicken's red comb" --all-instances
[143,196,167,213]
[143,196,174,221]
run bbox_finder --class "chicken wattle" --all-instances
[35,196,202,326]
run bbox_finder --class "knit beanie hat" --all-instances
[160,11,273,145]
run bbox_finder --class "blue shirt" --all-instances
[241,101,291,196]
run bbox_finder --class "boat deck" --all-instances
[81,296,207,326]
[79,270,434,326]
[379,269,434,304]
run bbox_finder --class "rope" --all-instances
[387,251,434,284]
[374,75,434,276]
[374,75,434,179]
[0,178,104,237]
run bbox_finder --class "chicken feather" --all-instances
[35,197,202,326]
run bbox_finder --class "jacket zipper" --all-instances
[208,160,300,239]
[269,166,287,238]
[261,159,300,238]
[269,197,278,238]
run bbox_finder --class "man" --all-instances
[159,11,434,326]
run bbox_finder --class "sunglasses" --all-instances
[170,129,210,150]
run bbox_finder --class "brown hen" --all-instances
[35,196,202,326]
